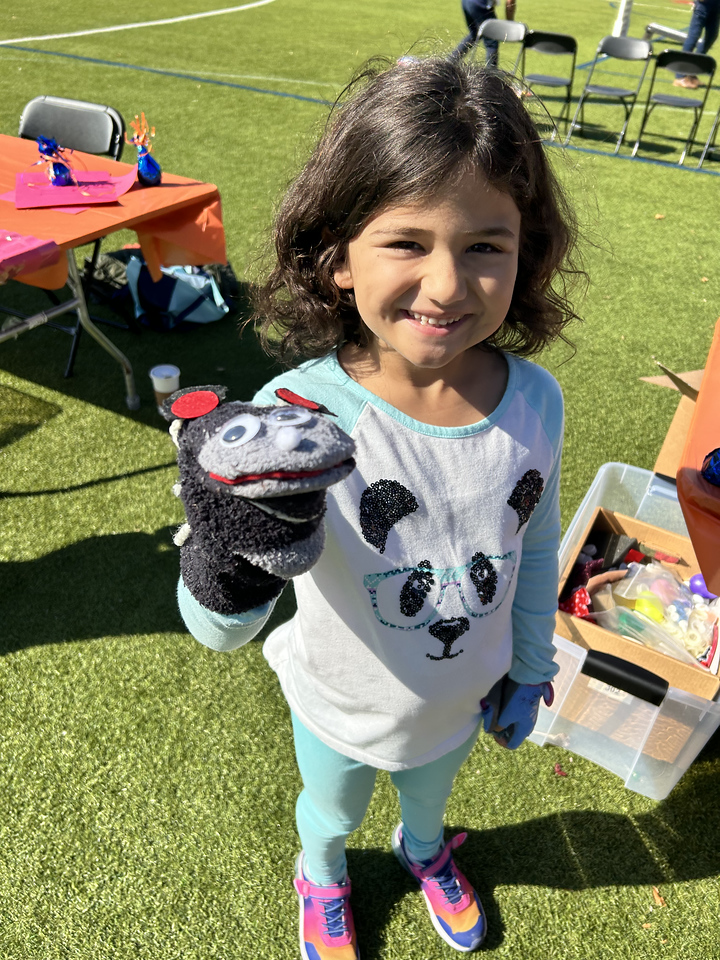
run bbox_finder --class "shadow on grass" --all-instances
[0,525,297,652]
[0,278,283,425]
[346,745,720,956]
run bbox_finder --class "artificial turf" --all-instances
[1,1,719,957]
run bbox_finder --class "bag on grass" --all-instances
[85,247,241,332]
[125,256,230,331]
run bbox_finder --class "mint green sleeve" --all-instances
[509,368,564,685]
[177,577,276,652]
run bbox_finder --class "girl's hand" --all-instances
[481,678,554,750]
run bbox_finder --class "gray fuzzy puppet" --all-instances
[162,385,356,614]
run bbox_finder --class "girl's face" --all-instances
[334,167,521,376]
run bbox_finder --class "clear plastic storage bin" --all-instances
[561,463,688,571]
[529,636,720,800]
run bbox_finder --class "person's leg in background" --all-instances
[698,0,720,53]
[451,1,497,63]
[676,0,709,87]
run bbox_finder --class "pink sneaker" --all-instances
[293,852,360,960]
[392,825,486,952]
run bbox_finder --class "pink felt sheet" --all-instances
[13,166,138,209]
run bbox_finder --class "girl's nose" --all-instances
[275,426,303,451]
[423,254,467,304]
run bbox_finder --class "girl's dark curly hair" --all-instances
[254,56,583,362]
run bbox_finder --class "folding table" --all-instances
[0,133,226,409]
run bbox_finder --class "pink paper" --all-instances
[14,166,139,210]
[1,189,87,214]
[0,230,60,282]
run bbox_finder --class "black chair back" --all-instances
[19,96,125,161]
[523,30,577,57]
[597,35,652,61]
[654,49,715,78]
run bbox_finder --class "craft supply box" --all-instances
[556,507,719,701]
[527,507,720,799]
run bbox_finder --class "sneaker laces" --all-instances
[427,858,465,906]
[318,893,351,939]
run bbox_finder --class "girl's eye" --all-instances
[220,414,261,446]
[388,240,423,251]
[468,242,500,254]
[268,407,312,425]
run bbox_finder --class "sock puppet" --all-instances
[162,385,356,614]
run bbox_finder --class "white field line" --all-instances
[0,0,276,46]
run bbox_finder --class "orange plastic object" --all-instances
[677,318,720,594]
[0,134,225,289]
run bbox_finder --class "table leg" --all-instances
[66,253,140,410]
[0,295,81,343]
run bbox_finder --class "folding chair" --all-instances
[631,50,716,164]
[13,96,127,377]
[520,31,578,136]
[565,35,652,154]
[475,19,528,73]
[698,101,720,167]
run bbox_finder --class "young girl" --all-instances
[176,57,581,958]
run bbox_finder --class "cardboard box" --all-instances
[640,365,702,480]
[555,507,720,702]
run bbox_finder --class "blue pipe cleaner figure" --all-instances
[35,136,75,186]
[702,447,720,487]
[126,113,162,187]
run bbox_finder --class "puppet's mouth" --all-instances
[208,459,352,486]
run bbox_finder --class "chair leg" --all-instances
[631,100,654,158]
[679,109,702,166]
[565,94,585,145]
[698,114,720,167]
[560,88,572,127]
[614,100,634,155]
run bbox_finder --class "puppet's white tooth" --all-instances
[172,482,182,497]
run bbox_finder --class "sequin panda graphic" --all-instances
[162,385,356,614]
[359,472,544,661]
[507,469,545,533]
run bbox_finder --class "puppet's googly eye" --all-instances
[219,414,261,446]
[268,407,313,426]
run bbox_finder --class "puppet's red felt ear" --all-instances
[171,390,220,419]
[275,387,336,417]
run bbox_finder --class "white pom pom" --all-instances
[173,522,191,546]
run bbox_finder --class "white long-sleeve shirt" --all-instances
[178,351,562,770]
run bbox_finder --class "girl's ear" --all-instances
[333,260,354,290]
[322,227,353,290]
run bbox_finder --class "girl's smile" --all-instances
[333,167,522,380]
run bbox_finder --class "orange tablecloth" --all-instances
[677,318,720,594]
[0,134,226,289]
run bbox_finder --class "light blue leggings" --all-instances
[291,712,481,885]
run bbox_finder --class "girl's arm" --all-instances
[177,577,277,652]
[509,432,563,685]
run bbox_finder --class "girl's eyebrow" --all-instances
[369,225,518,239]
